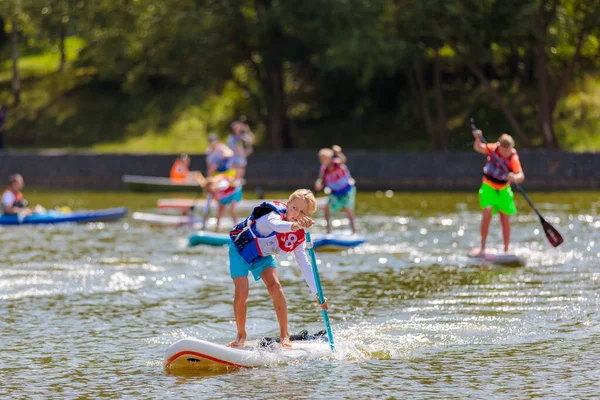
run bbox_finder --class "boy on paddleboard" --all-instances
[204,134,241,230]
[228,189,329,348]
[472,130,525,254]
[204,173,242,231]
[314,145,357,234]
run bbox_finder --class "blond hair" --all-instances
[498,134,515,149]
[318,148,334,164]
[289,189,318,215]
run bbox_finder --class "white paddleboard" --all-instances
[468,248,527,267]
[132,212,200,226]
[132,212,235,230]
[164,338,332,371]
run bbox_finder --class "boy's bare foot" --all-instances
[280,336,291,349]
[227,336,246,348]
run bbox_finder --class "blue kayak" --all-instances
[0,207,128,225]
[189,231,366,251]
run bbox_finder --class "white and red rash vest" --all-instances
[230,201,305,263]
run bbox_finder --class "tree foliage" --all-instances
[4,0,600,149]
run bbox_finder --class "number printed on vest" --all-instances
[275,231,304,252]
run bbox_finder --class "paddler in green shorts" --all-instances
[472,130,525,254]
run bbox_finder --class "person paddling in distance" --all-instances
[227,120,255,181]
[206,133,235,179]
[204,134,240,229]
[472,129,525,254]
[204,173,242,231]
[2,174,32,216]
[314,145,357,234]
[228,189,329,348]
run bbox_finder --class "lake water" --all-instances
[1,190,599,399]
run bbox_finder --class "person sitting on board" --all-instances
[314,145,357,234]
[228,189,329,348]
[170,153,203,184]
[170,154,191,182]
[472,130,525,254]
[204,173,242,232]
[227,120,255,181]
[2,174,32,216]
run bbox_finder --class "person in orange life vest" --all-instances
[314,145,357,234]
[228,189,329,348]
[473,130,525,254]
[170,154,191,182]
[2,174,32,216]
[203,173,242,232]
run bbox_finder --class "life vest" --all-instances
[170,160,189,181]
[207,148,233,173]
[2,189,26,213]
[483,147,515,184]
[211,175,238,201]
[230,201,306,264]
[321,161,353,196]
[215,157,233,173]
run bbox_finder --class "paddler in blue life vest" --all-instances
[204,133,241,230]
[2,174,32,216]
[472,130,525,254]
[228,189,329,348]
[314,145,357,234]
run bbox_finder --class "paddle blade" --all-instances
[540,217,564,247]
[193,171,208,188]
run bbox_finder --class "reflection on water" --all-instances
[1,191,599,398]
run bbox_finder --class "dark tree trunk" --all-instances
[433,48,448,150]
[255,0,293,150]
[59,22,66,72]
[412,61,440,150]
[535,9,559,149]
[11,15,20,106]
[264,63,286,150]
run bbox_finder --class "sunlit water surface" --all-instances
[1,190,599,399]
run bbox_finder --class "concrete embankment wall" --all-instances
[0,150,597,190]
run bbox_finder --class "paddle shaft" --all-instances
[201,192,213,229]
[189,170,209,219]
[305,232,335,351]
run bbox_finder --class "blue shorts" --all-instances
[219,187,243,206]
[228,242,275,281]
